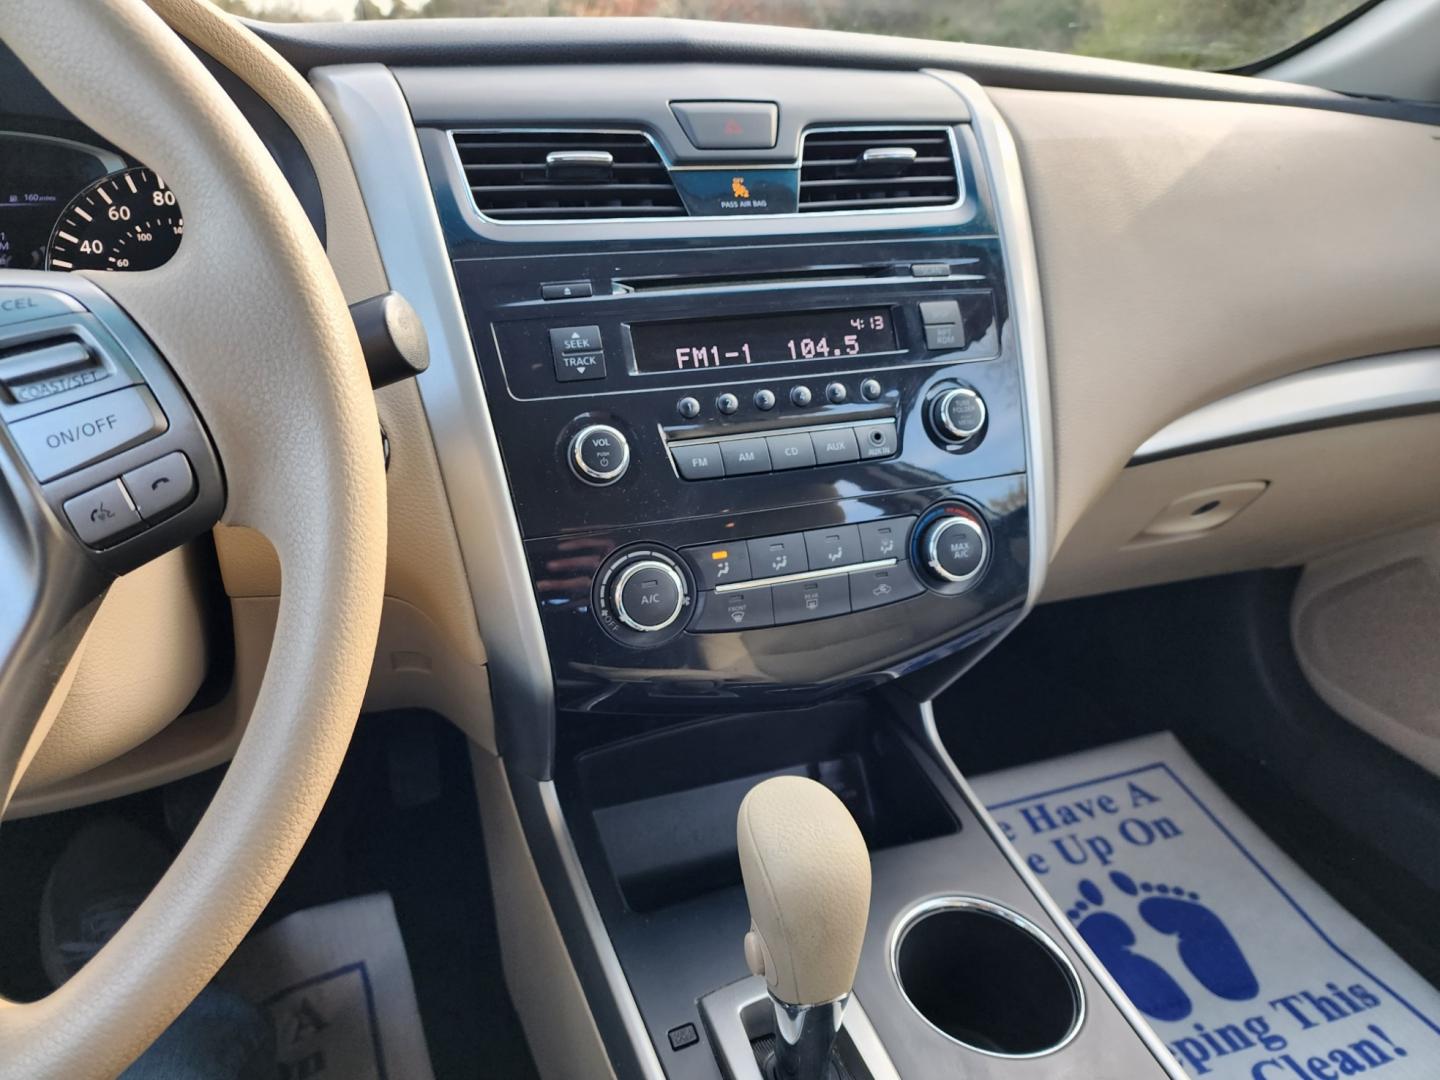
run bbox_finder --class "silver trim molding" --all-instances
[310,66,556,768]
[314,62,664,1080]
[915,700,1188,1077]
[924,70,1055,606]
[445,124,966,228]
[715,557,898,594]
[1132,348,1440,464]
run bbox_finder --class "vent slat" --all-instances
[799,127,959,213]
[457,130,686,221]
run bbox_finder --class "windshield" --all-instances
[216,0,1369,72]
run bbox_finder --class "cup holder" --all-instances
[891,897,1084,1058]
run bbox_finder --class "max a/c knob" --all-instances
[921,512,989,584]
[611,559,686,631]
[931,386,987,443]
[570,424,630,484]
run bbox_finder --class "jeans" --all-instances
[121,988,274,1080]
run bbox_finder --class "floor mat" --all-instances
[971,732,1440,1079]
[220,892,435,1080]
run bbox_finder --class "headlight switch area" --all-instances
[0,278,224,573]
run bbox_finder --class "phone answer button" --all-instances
[121,451,195,522]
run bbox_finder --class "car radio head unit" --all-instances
[629,306,899,373]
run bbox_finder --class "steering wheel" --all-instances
[0,2,386,1076]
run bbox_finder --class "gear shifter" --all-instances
[737,777,872,1080]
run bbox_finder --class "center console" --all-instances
[314,56,1172,1080]
[423,75,1035,712]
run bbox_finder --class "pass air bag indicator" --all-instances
[671,168,798,217]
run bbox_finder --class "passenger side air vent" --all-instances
[453,130,685,221]
[798,128,960,213]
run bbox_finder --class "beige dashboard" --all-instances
[12,9,1440,813]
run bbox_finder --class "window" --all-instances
[215,0,1371,73]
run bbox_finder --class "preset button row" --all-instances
[672,420,897,481]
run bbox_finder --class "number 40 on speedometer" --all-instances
[46,166,183,272]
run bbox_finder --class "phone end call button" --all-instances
[121,452,195,521]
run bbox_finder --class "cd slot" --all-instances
[612,263,961,294]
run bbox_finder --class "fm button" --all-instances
[569,424,630,485]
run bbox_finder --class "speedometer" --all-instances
[46,166,182,272]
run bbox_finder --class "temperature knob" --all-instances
[610,558,687,632]
[920,509,989,585]
[931,386,987,444]
[570,424,630,484]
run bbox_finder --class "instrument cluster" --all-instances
[0,132,182,274]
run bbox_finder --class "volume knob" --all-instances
[570,424,630,484]
[610,558,687,631]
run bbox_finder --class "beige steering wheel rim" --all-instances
[0,2,386,1077]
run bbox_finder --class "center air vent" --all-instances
[799,128,960,213]
[453,130,685,222]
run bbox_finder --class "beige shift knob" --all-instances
[736,776,872,1006]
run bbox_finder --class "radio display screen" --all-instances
[629,306,898,374]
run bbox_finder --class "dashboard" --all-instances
[0,132,183,273]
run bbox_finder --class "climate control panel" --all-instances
[458,233,1030,707]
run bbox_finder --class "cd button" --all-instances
[772,575,850,624]
[766,432,816,471]
[746,533,808,578]
[694,588,775,632]
[541,281,592,300]
[683,542,752,589]
[720,437,771,476]
[803,524,862,569]
[810,427,859,465]
[674,442,725,480]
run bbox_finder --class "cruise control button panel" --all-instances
[0,277,225,573]
[10,385,166,482]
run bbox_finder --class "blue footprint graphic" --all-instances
[1111,872,1260,1003]
[1066,878,1192,1022]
